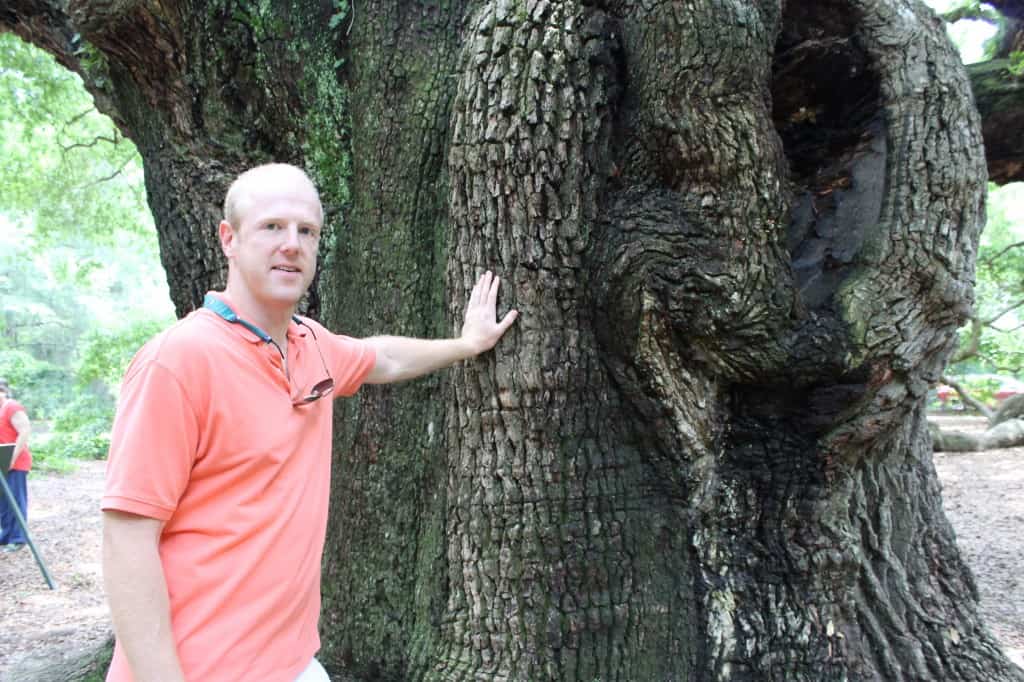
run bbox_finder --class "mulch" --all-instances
[0,460,109,678]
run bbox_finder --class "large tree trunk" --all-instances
[5,0,1023,680]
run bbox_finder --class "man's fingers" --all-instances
[497,309,518,332]
[468,276,482,305]
[483,271,494,302]
[467,272,518,343]
[487,274,501,305]
[469,271,493,306]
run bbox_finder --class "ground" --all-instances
[0,459,107,678]
[931,415,1024,668]
[0,416,1021,678]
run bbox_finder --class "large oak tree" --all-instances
[5,0,1024,679]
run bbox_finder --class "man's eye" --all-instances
[265,223,280,230]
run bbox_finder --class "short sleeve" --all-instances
[325,334,376,397]
[102,361,200,521]
[7,400,26,419]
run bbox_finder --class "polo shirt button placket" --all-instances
[287,332,307,402]
[265,345,291,396]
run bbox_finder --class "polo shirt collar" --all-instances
[202,292,308,345]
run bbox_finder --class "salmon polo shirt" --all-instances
[102,293,375,682]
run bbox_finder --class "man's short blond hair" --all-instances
[223,163,323,228]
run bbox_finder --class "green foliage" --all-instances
[328,0,350,32]
[1009,51,1024,77]
[0,34,174,471]
[35,415,112,463]
[0,348,74,419]
[957,375,1002,404]
[949,183,1024,377]
[53,392,113,434]
[932,0,1001,63]
[0,33,153,247]
[296,6,353,277]
[76,317,169,389]
[32,314,170,469]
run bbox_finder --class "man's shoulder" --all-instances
[139,310,212,350]
[294,314,363,343]
[294,314,330,335]
[127,311,226,379]
[294,316,368,359]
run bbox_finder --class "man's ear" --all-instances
[218,220,236,258]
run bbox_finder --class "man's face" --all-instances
[220,170,323,313]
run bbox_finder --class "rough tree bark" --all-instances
[4,0,1023,680]
[968,58,1024,184]
[941,0,1024,184]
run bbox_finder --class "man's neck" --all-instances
[221,285,295,347]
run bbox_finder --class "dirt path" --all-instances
[0,424,1021,677]
[0,459,108,678]
[932,415,1024,667]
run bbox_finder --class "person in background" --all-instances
[0,379,32,552]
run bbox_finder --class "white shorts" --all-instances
[295,658,331,682]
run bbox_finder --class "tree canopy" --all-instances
[0,31,172,465]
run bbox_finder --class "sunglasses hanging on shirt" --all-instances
[202,294,335,406]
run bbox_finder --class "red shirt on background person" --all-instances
[0,380,32,551]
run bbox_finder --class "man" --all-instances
[102,163,518,682]
[0,380,32,552]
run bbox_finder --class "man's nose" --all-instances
[280,225,301,252]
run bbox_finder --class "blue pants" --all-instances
[0,470,28,545]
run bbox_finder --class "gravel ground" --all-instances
[931,415,1024,668]
[0,459,108,678]
[0,421,1021,677]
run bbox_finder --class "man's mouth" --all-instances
[272,266,301,273]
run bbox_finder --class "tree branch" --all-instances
[60,133,121,153]
[952,317,983,363]
[968,58,1024,184]
[981,240,1024,266]
[77,156,131,189]
[64,107,95,128]
[941,3,1002,25]
[1,0,81,75]
[941,374,996,421]
[995,320,1024,332]
[984,298,1024,325]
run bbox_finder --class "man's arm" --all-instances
[364,270,518,384]
[10,410,30,469]
[103,511,186,682]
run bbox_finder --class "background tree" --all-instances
[937,184,1023,409]
[941,0,1024,183]
[4,1,1024,681]
[0,31,173,466]
[930,3,1024,436]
